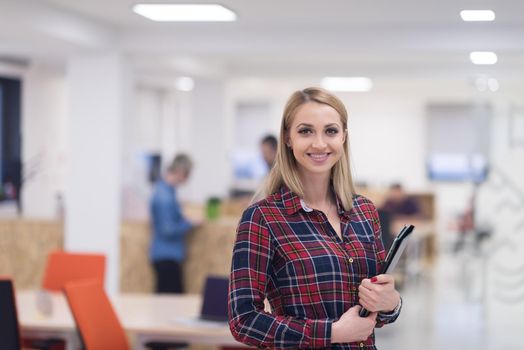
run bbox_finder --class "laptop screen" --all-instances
[200,276,229,322]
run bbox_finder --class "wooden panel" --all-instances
[0,218,239,295]
[119,221,155,293]
[0,220,63,289]
[120,218,239,294]
[184,218,238,294]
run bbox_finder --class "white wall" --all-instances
[476,93,524,340]
[21,62,68,219]
[0,62,26,78]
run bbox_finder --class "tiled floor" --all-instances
[375,247,522,350]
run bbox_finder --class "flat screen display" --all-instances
[427,153,488,182]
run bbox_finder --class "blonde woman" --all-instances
[228,88,402,349]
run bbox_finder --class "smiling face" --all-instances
[286,101,347,180]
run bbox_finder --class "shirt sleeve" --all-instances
[228,205,332,349]
[377,297,402,325]
[369,200,402,328]
[154,188,193,238]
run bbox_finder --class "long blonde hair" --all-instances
[256,87,356,211]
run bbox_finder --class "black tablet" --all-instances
[359,224,415,317]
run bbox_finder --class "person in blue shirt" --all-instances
[150,154,197,293]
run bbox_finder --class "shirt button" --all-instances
[348,258,354,263]
[359,342,365,348]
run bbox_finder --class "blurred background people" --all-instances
[380,183,421,217]
[260,134,277,171]
[379,183,421,251]
[149,153,197,294]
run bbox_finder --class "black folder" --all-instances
[359,224,415,317]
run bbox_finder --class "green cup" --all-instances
[206,197,221,220]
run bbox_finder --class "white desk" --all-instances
[17,290,80,350]
[17,290,244,350]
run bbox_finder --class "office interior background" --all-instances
[1,0,523,349]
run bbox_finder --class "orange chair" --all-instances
[0,277,21,350]
[25,251,106,350]
[42,251,106,291]
[63,279,129,350]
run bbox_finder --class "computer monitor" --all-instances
[427,153,488,182]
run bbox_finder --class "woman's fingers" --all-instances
[371,274,394,285]
[359,274,398,312]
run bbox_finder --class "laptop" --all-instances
[172,276,229,327]
[198,276,229,322]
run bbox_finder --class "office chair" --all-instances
[42,251,106,291]
[63,279,129,350]
[25,251,106,350]
[0,277,21,350]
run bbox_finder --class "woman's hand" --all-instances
[358,274,400,313]
[331,305,377,343]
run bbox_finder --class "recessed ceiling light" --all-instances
[470,51,498,65]
[321,77,373,92]
[132,4,237,22]
[487,78,499,92]
[175,77,194,91]
[460,10,495,22]
[474,76,499,92]
[474,77,488,92]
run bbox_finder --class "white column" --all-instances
[65,52,128,294]
[181,78,230,202]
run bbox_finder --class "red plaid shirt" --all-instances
[228,186,401,349]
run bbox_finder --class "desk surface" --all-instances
[17,290,241,347]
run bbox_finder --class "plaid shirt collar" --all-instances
[279,184,351,218]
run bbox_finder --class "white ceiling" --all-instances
[1,0,524,80]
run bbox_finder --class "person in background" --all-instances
[229,87,402,349]
[260,134,278,170]
[379,183,420,251]
[150,153,198,294]
[380,183,420,217]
